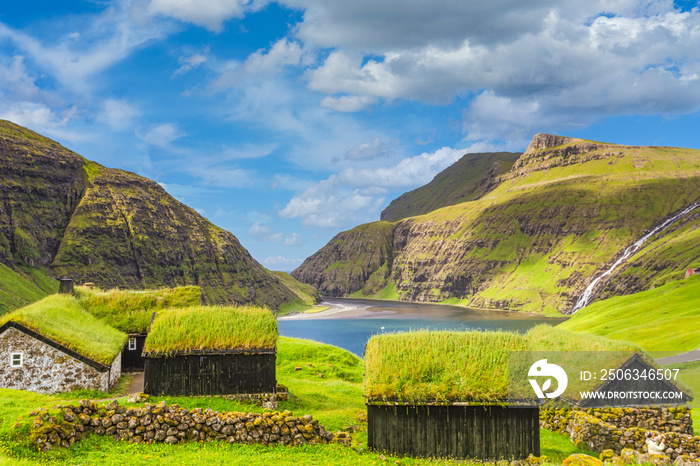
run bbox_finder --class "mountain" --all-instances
[0,120,306,312]
[380,152,520,222]
[292,134,700,314]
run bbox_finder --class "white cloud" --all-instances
[0,6,171,93]
[248,221,274,238]
[279,174,386,227]
[294,0,700,136]
[188,165,259,188]
[99,99,140,130]
[320,95,376,112]
[221,142,278,160]
[339,146,464,188]
[248,222,305,245]
[139,123,183,148]
[284,233,304,246]
[343,137,396,161]
[283,0,561,51]
[147,0,254,32]
[262,256,304,270]
[279,145,474,227]
[211,39,304,91]
[244,39,303,74]
[174,51,208,76]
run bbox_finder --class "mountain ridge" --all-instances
[293,134,700,314]
[380,151,520,222]
[0,120,310,312]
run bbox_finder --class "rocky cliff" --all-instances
[294,134,700,313]
[0,120,300,312]
[292,222,394,297]
[381,151,520,222]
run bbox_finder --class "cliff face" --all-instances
[381,152,520,222]
[0,120,299,311]
[291,222,394,297]
[294,134,700,313]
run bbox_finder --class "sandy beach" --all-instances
[278,299,397,320]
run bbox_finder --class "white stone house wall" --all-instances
[0,326,121,394]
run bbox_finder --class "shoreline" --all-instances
[278,297,566,321]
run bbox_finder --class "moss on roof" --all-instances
[143,305,277,355]
[364,325,643,403]
[0,294,127,365]
[75,286,202,333]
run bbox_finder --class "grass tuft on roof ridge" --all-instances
[0,294,127,365]
[143,305,277,355]
[75,285,202,333]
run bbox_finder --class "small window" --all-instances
[128,338,137,351]
[10,353,22,367]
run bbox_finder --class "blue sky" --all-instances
[2,1,700,271]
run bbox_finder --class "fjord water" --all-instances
[278,298,566,357]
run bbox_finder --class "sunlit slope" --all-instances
[381,151,520,222]
[295,134,700,314]
[559,276,700,351]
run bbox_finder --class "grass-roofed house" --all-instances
[0,294,126,394]
[143,306,277,396]
[76,285,202,371]
[363,325,650,460]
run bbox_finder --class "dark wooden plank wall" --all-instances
[144,353,276,396]
[367,405,540,459]
[121,334,146,371]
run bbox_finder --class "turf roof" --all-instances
[75,285,202,333]
[363,325,645,403]
[0,294,127,365]
[143,305,278,355]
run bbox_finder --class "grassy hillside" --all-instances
[295,134,700,314]
[272,271,322,316]
[559,275,700,351]
[292,221,395,298]
[381,151,520,222]
[0,119,301,312]
[0,263,57,314]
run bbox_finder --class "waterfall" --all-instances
[570,202,700,314]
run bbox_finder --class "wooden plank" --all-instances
[144,353,276,395]
[366,404,539,460]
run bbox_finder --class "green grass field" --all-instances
[0,336,607,465]
[559,276,700,351]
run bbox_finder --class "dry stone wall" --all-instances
[540,406,697,461]
[28,399,349,451]
[541,406,693,435]
[0,327,119,394]
[569,411,700,460]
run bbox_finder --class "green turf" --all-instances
[143,306,277,354]
[0,294,126,364]
[364,325,640,403]
[559,276,700,351]
[0,263,57,315]
[76,286,202,333]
